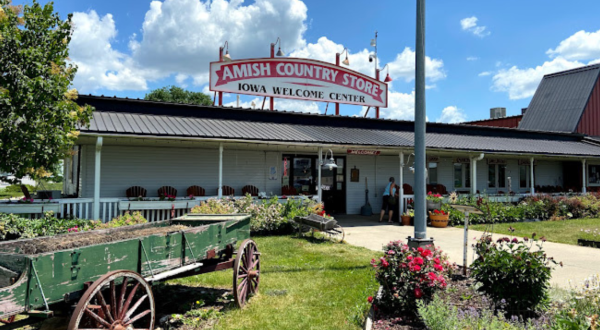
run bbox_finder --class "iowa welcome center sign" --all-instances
[209,58,388,108]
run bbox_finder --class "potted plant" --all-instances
[401,209,413,226]
[426,192,443,210]
[428,209,449,228]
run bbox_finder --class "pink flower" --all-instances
[434,258,441,264]
[421,249,432,258]
[434,264,443,271]
[414,257,424,265]
[387,250,395,255]
[407,255,414,261]
[412,265,421,272]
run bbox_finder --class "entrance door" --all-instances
[282,155,346,214]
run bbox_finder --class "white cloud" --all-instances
[460,16,490,37]
[274,99,321,113]
[130,0,308,86]
[546,29,600,60]
[363,91,416,120]
[290,38,445,84]
[70,11,152,92]
[491,57,584,100]
[437,106,466,123]
[467,56,479,61]
[478,71,492,77]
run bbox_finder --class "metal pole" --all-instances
[218,143,223,198]
[400,152,404,214]
[318,147,323,202]
[410,0,431,247]
[463,211,469,276]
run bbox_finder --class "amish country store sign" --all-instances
[210,58,388,108]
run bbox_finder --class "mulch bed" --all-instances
[372,274,489,330]
[0,223,189,255]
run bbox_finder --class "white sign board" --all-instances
[210,58,388,108]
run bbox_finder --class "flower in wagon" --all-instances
[367,296,374,303]
[68,226,79,233]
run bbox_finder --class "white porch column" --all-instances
[530,157,535,195]
[93,137,103,220]
[582,159,587,194]
[399,151,404,214]
[317,147,323,202]
[471,158,477,195]
[218,143,223,198]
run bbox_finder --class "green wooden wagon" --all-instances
[0,214,261,330]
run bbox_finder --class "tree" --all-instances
[144,86,213,106]
[0,0,93,184]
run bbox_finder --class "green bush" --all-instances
[4,184,35,193]
[96,211,147,229]
[0,212,98,240]
[471,234,557,313]
[190,195,322,235]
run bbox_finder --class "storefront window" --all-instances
[454,163,470,189]
[428,162,438,185]
[489,165,507,188]
[293,158,313,193]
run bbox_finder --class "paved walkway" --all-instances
[337,215,600,288]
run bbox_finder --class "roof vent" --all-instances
[490,107,506,119]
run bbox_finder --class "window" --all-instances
[454,163,470,189]
[428,162,438,185]
[520,165,531,189]
[488,164,507,188]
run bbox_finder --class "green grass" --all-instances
[167,235,380,330]
[0,188,23,200]
[471,218,600,245]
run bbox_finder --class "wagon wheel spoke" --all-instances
[94,289,114,324]
[0,316,16,324]
[234,239,260,308]
[120,282,140,320]
[125,309,152,326]
[124,294,148,322]
[117,277,129,318]
[110,280,117,319]
[84,308,112,328]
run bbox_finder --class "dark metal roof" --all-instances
[80,105,600,157]
[519,64,600,133]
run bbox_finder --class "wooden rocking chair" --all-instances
[219,186,235,196]
[126,186,147,198]
[242,185,259,196]
[186,185,206,197]
[281,185,298,195]
[158,186,177,198]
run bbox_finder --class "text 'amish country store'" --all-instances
[210,58,389,108]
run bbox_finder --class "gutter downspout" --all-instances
[470,153,484,196]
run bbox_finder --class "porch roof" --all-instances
[78,95,600,158]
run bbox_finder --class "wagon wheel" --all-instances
[325,225,345,243]
[68,270,155,330]
[0,316,16,324]
[233,239,260,308]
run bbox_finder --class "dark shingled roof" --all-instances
[519,64,600,133]
[77,95,600,158]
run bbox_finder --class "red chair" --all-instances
[187,185,205,197]
[126,186,147,198]
[242,185,259,196]
[158,186,177,198]
[281,185,298,195]
[218,186,235,196]
[403,184,414,194]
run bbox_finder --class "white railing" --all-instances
[401,194,414,213]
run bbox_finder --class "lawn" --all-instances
[166,235,380,330]
[470,218,600,245]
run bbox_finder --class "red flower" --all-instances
[434,257,441,264]
[434,209,440,214]
[367,296,373,303]
[414,288,423,299]
[434,264,443,271]
[417,247,424,253]
[414,257,424,265]
[428,191,432,195]
[407,255,414,261]
[421,249,432,258]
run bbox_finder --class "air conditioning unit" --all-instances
[490,107,506,119]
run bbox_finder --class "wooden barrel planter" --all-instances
[428,211,449,228]
[578,239,600,248]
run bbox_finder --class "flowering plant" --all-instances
[371,240,454,312]
[427,192,443,203]
[578,228,600,241]
[317,209,333,219]
[402,209,414,217]
[18,197,35,204]
[159,194,177,201]
[471,233,559,312]
[431,209,447,216]
[407,198,414,208]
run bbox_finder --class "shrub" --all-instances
[96,211,147,229]
[417,294,542,330]
[471,234,558,313]
[550,274,600,328]
[4,184,36,193]
[0,212,98,240]
[190,195,322,235]
[371,240,454,312]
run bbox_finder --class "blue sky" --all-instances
[16,0,600,122]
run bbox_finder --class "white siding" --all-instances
[81,145,280,198]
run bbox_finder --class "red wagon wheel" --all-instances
[68,270,155,330]
[0,316,16,324]
[233,239,260,308]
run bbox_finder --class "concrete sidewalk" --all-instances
[337,215,600,288]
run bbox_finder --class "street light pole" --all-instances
[409,0,433,248]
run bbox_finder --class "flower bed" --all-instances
[578,228,600,248]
